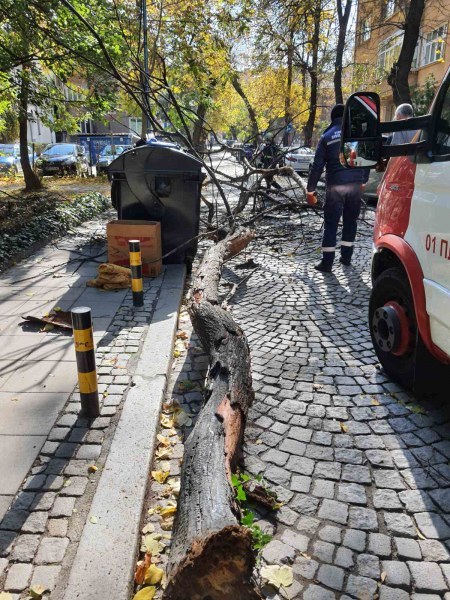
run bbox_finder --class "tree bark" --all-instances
[283,33,294,147]
[387,0,425,105]
[231,73,259,143]
[192,101,209,151]
[164,229,261,600]
[302,1,321,146]
[19,66,42,192]
[334,0,352,105]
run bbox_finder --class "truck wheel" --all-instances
[369,268,417,389]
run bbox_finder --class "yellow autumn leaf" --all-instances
[371,398,380,406]
[132,587,156,600]
[89,516,98,524]
[29,585,48,598]
[144,564,164,585]
[142,523,155,534]
[168,479,180,497]
[160,414,174,428]
[0,593,13,600]
[416,527,426,540]
[159,505,177,518]
[161,518,174,531]
[141,533,163,555]
[53,306,62,312]
[260,564,294,589]
[152,470,170,484]
[173,350,181,358]
[88,465,98,473]
[156,434,170,446]
[340,422,348,433]
[155,447,173,460]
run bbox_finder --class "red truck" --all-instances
[341,70,450,398]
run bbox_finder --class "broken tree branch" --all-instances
[164,228,261,600]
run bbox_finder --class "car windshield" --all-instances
[43,144,76,156]
[0,145,15,156]
[101,145,128,156]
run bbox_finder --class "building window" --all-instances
[384,0,396,19]
[129,117,142,134]
[422,25,447,66]
[360,18,371,43]
[378,32,403,72]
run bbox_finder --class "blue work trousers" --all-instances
[321,183,362,267]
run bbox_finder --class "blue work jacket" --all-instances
[307,117,369,192]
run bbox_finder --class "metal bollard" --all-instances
[129,239,144,307]
[71,307,100,417]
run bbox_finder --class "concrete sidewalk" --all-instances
[0,218,126,520]
[0,215,185,598]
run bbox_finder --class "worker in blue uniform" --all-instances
[307,104,369,273]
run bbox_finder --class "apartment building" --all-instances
[354,0,450,119]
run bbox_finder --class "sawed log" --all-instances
[164,229,261,600]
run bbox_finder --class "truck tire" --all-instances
[369,268,417,389]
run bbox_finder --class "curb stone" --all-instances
[59,265,185,600]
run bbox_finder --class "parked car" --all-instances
[36,143,89,176]
[97,144,132,174]
[284,146,314,174]
[235,143,255,163]
[0,144,36,176]
[223,139,237,148]
[341,74,450,398]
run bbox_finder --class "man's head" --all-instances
[331,104,344,121]
[395,103,414,120]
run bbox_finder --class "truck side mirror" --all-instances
[341,92,382,169]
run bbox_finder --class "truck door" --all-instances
[404,72,450,356]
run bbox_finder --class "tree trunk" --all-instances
[164,229,261,600]
[334,0,352,105]
[302,1,320,146]
[19,67,42,192]
[283,35,294,147]
[303,69,318,147]
[192,101,209,151]
[231,74,259,143]
[387,0,425,105]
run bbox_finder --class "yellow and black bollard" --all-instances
[129,239,144,307]
[71,307,100,417]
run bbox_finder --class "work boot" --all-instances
[339,257,351,266]
[314,261,332,273]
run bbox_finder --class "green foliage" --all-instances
[411,75,437,116]
[0,191,109,271]
[231,472,273,552]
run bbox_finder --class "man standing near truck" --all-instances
[307,104,369,273]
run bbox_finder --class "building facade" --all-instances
[354,0,450,119]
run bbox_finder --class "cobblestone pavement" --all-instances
[0,218,165,598]
[227,208,450,599]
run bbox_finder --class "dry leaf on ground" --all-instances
[29,584,48,598]
[135,553,152,585]
[132,587,156,600]
[144,564,164,585]
[152,470,170,484]
[260,564,294,589]
[141,533,164,555]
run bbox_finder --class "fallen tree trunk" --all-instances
[164,229,261,600]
